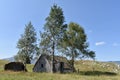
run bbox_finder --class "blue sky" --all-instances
[0,0,120,61]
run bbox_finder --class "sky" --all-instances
[0,0,120,61]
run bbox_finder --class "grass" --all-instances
[0,60,9,71]
[0,71,119,80]
[75,60,120,72]
[0,60,120,80]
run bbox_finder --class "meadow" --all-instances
[0,60,120,80]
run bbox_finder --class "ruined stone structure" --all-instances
[33,54,72,73]
[4,62,27,71]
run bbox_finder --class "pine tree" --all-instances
[40,4,67,72]
[15,22,37,64]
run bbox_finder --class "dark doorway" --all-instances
[60,62,64,73]
[41,64,44,68]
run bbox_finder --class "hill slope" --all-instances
[0,60,9,71]
[0,60,120,80]
[75,60,120,73]
[109,61,120,65]
[1,60,120,72]
[2,57,15,62]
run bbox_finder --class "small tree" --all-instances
[15,22,37,64]
[60,22,95,71]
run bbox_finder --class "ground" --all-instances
[0,60,120,80]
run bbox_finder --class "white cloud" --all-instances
[95,41,106,46]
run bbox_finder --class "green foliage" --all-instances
[44,5,66,37]
[40,4,66,50]
[40,4,67,72]
[15,22,37,64]
[40,5,95,72]
[60,22,95,71]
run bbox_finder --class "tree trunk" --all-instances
[71,49,75,72]
[71,56,74,72]
[52,41,55,73]
[26,57,31,64]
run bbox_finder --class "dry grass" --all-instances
[0,60,120,80]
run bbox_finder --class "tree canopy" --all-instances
[59,22,95,71]
[14,4,95,72]
[40,4,67,72]
[15,22,37,64]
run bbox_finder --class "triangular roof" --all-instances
[33,54,71,70]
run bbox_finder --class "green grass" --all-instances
[0,71,119,80]
[0,60,9,71]
[0,60,120,80]
[26,64,34,72]
[75,60,120,72]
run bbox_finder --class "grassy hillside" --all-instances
[0,60,120,80]
[0,60,9,71]
[75,60,120,72]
